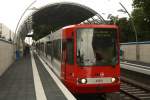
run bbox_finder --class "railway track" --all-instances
[120,79,150,100]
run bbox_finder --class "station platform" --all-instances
[0,51,69,100]
[122,60,150,68]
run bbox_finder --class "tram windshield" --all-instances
[76,28,118,66]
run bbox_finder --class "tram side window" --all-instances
[66,39,74,64]
[46,42,51,56]
[40,43,44,52]
[51,41,54,59]
[53,40,61,61]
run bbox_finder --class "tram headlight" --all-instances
[79,78,87,84]
[111,77,116,83]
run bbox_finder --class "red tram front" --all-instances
[60,24,120,94]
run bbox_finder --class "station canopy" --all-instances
[18,2,105,41]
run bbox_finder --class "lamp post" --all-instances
[118,2,139,61]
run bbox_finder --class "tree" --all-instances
[132,0,150,31]
[116,18,135,42]
[132,0,150,41]
[133,0,150,19]
[132,8,148,31]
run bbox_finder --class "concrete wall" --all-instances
[121,42,150,63]
[139,44,150,63]
[0,39,15,76]
[121,44,136,61]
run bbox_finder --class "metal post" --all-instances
[9,30,11,41]
[86,19,92,24]
[119,2,139,61]
[91,17,101,24]
[13,0,36,60]
[96,14,107,24]
[14,0,36,42]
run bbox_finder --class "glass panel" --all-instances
[66,39,74,64]
[77,28,117,66]
[47,42,52,56]
[53,40,61,60]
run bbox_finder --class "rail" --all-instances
[120,77,150,100]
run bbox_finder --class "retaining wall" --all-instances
[0,39,15,76]
[121,42,150,63]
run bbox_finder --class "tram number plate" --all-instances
[87,78,111,84]
[96,79,103,83]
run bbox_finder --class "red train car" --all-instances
[36,24,120,94]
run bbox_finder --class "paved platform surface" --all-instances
[33,54,67,100]
[0,52,67,100]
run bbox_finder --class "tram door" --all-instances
[61,38,74,86]
[61,40,67,81]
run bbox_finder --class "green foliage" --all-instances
[116,18,135,42]
[133,0,150,21]
[137,31,150,41]
[132,0,150,42]
[132,8,146,31]
[132,8,150,32]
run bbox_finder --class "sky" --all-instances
[0,0,133,32]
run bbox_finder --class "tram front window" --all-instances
[77,28,118,66]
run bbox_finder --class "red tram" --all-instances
[36,24,120,94]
